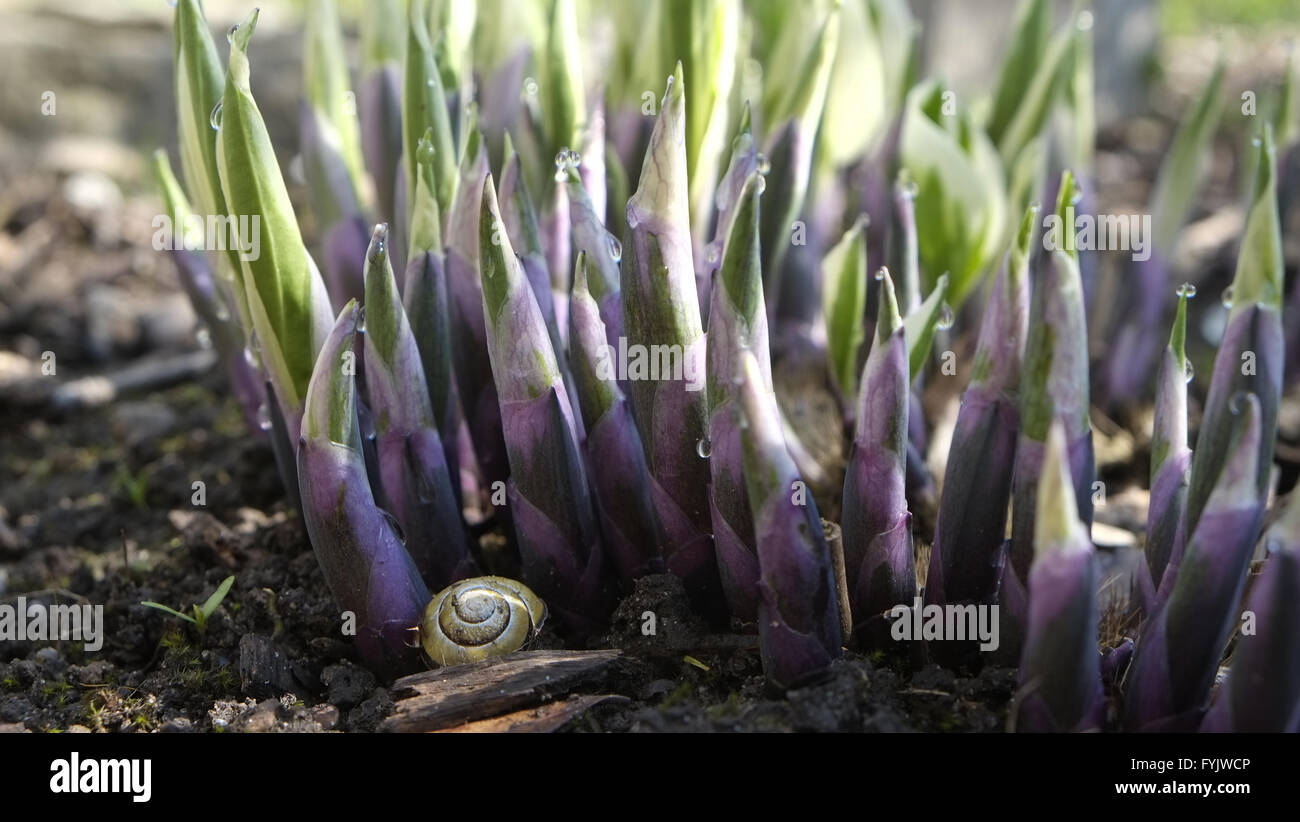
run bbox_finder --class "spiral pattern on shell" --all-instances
[419,576,548,666]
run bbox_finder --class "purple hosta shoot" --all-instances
[1145,284,1193,594]
[540,0,586,164]
[500,137,583,434]
[216,10,334,449]
[620,64,720,614]
[1009,172,1094,586]
[301,0,369,309]
[447,115,510,493]
[758,8,839,315]
[562,158,623,352]
[171,0,253,334]
[363,223,473,591]
[707,171,768,621]
[1125,395,1266,731]
[359,0,404,230]
[842,268,914,647]
[672,0,740,264]
[402,0,455,225]
[1185,127,1284,536]
[152,149,264,435]
[404,130,465,505]
[479,177,610,632]
[929,204,1034,609]
[737,351,842,689]
[297,301,430,681]
[569,252,665,586]
[1013,421,1103,732]
[545,158,574,345]
[1200,491,1300,732]
[579,96,607,227]
[1104,55,1223,406]
[701,103,759,324]
[822,215,869,403]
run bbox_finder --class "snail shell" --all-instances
[419,576,547,666]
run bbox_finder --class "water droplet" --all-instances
[705,243,720,265]
[606,233,622,263]
[755,153,771,175]
[356,306,367,333]
[379,509,407,544]
[1221,285,1235,309]
[243,346,259,368]
[696,438,712,459]
[1251,135,1263,147]
[209,100,223,131]
[901,179,919,200]
[213,303,231,323]
[227,23,238,45]
[1029,201,1042,215]
[1183,359,1194,384]
[1077,9,1094,30]
[755,175,766,195]
[936,303,954,330]
[523,76,538,96]
[874,267,888,282]
[257,402,272,431]
[1070,187,1084,206]
[1176,282,1197,299]
[195,327,213,349]
[1229,390,1253,415]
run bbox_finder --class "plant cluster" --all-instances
[156,0,1299,730]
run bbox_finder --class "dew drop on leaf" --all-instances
[696,438,712,459]
[937,303,954,330]
[1176,282,1197,299]
[378,509,406,544]
[209,100,223,131]
[1221,285,1235,309]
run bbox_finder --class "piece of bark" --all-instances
[381,649,621,733]
[238,634,300,698]
[435,694,629,733]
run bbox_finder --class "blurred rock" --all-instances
[111,401,177,449]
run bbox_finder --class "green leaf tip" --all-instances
[875,267,902,341]
[1034,421,1088,554]
[1229,124,1283,310]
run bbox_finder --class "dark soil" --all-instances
[0,377,1017,732]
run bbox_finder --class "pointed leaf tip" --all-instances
[1035,421,1086,553]
[876,267,901,339]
